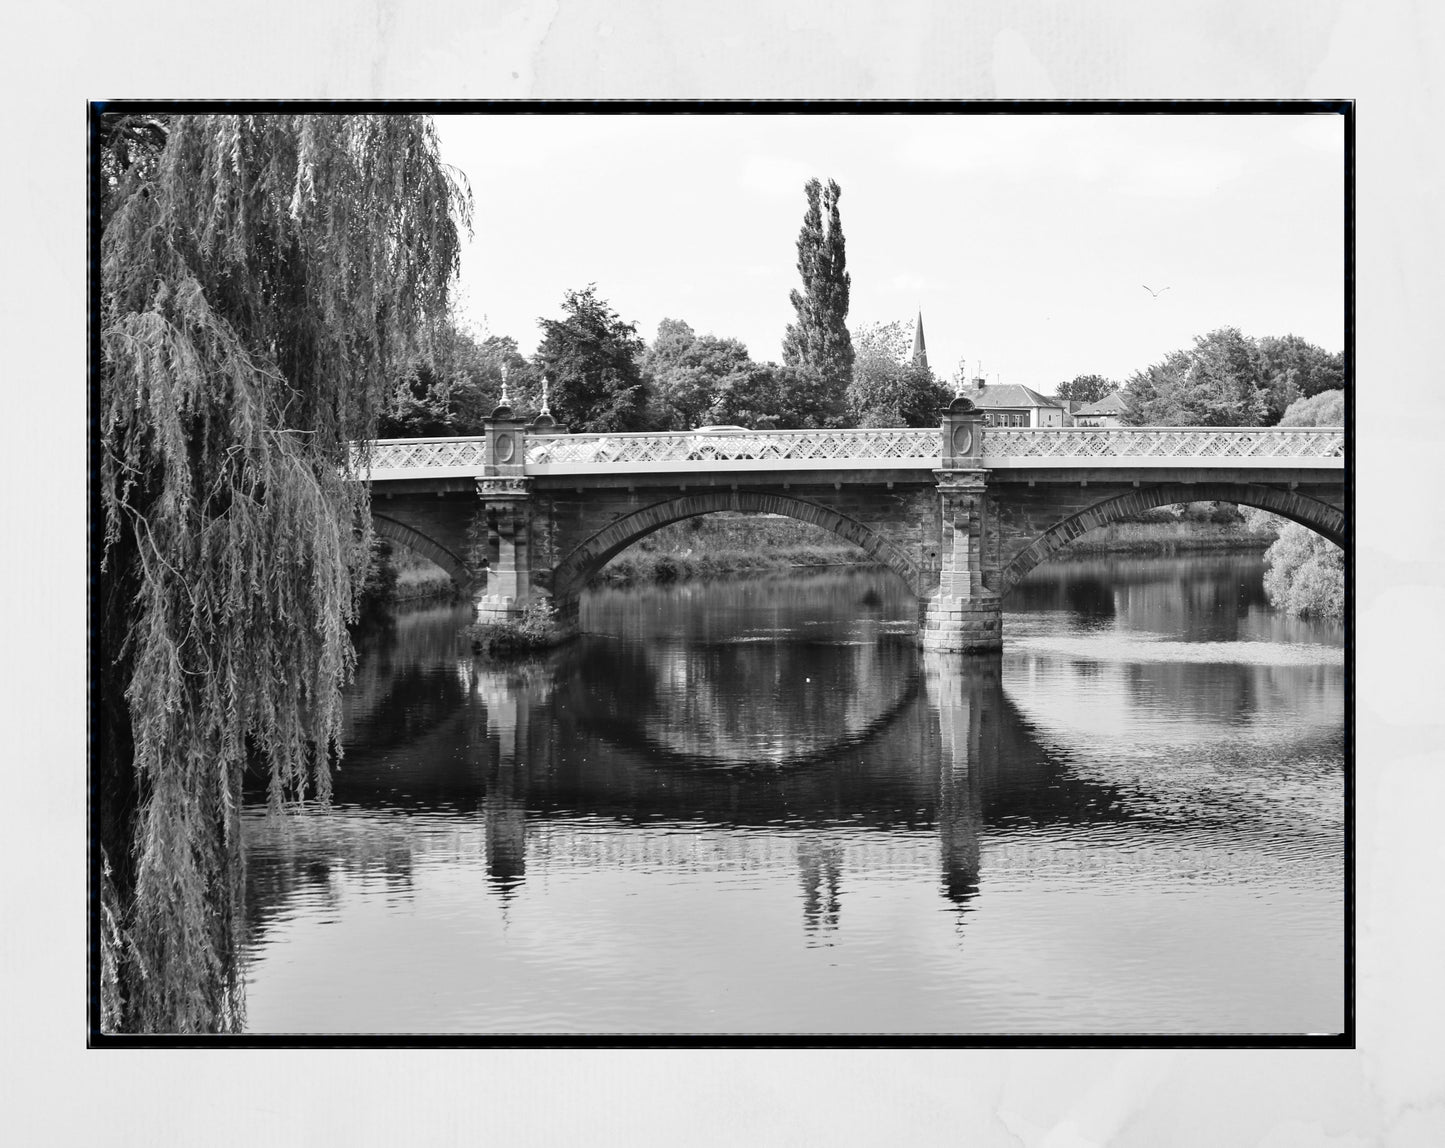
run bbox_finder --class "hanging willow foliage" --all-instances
[97,114,470,1033]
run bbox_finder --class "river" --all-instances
[239,553,1345,1036]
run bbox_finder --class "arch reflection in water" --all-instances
[240,562,1343,1035]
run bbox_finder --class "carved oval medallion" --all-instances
[495,433,515,463]
[951,424,973,456]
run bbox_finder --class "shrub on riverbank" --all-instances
[1257,390,1345,621]
[1263,524,1344,621]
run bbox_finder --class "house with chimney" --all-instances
[953,377,1070,427]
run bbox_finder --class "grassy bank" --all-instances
[1060,518,1276,556]
[392,551,457,601]
[594,506,1274,585]
[595,515,867,585]
[363,543,458,605]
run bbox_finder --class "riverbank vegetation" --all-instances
[360,542,459,614]
[588,506,1274,588]
[1253,389,1347,621]
[1061,503,1277,556]
[595,514,867,585]
[467,599,562,656]
[1263,527,1344,621]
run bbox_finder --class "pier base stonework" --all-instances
[921,593,1002,653]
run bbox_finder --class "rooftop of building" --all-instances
[955,383,1063,410]
[1073,392,1132,415]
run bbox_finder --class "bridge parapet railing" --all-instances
[362,436,491,479]
[357,425,1345,480]
[525,427,942,474]
[981,426,1344,468]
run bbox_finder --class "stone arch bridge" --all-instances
[361,402,1345,652]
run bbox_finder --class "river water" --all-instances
[239,554,1346,1036]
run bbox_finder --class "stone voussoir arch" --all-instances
[372,514,474,592]
[995,481,1346,597]
[549,489,923,607]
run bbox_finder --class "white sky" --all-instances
[434,111,1344,389]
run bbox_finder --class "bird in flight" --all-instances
[1142,284,1171,297]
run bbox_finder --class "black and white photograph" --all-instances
[91,105,1349,1040]
[3,0,1439,1138]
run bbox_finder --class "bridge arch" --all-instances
[372,514,473,591]
[995,481,1346,597]
[549,490,923,608]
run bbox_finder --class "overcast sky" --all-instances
[434,111,1344,390]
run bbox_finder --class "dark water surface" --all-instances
[240,555,1345,1035]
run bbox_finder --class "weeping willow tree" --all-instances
[96,113,470,1033]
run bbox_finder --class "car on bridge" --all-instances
[688,425,760,461]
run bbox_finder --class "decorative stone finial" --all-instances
[498,361,511,407]
[539,375,551,417]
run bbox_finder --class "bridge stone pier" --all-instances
[361,404,1345,654]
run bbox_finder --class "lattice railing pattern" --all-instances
[526,428,941,467]
[365,437,489,472]
[981,427,1344,461]
[357,426,1344,478]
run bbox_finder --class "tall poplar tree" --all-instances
[96,112,468,1032]
[781,178,853,424]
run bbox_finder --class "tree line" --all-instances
[387,301,1343,444]
[381,177,952,438]
[1050,328,1343,427]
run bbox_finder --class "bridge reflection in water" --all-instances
[240,563,1342,1033]
[244,590,1136,946]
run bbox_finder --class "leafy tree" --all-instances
[98,113,468,1032]
[378,309,487,438]
[640,320,753,430]
[535,286,649,432]
[847,320,952,427]
[781,178,853,424]
[1278,388,1345,427]
[379,320,541,438]
[1122,329,1269,426]
[1054,374,1120,405]
[706,362,835,429]
[470,334,543,428]
[640,318,697,380]
[1120,349,1189,425]
[1257,334,1345,421]
[854,318,912,364]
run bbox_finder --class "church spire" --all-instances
[911,309,928,369]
